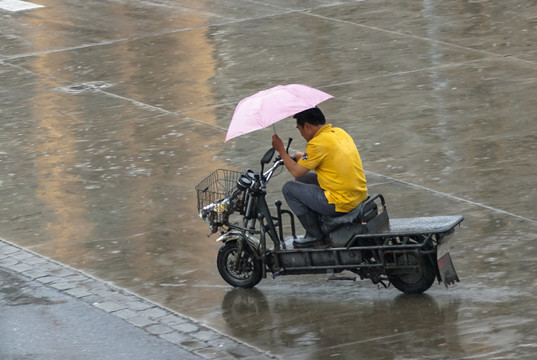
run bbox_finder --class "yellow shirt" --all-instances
[297,124,367,212]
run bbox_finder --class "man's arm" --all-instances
[271,134,309,178]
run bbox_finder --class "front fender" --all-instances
[216,231,260,253]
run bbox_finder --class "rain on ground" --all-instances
[2,1,537,359]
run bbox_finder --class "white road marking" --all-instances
[0,0,44,12]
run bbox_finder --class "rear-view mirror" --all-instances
[261,148,275,165]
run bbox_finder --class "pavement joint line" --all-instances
[305,11,534,63]
[320,58,489,90]
[0,1,372,61]
[365,170,537,225]
[0,9,303,63]
[0,237,278,360]
[1,61,231,133]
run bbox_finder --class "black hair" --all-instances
[293,107,326,127]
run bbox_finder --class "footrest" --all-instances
[327,270,356,281]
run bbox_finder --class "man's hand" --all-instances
[271,134,286,155]
[271,134,309,178]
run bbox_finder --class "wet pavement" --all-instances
[0,239,275,359]
[1,0,537,359]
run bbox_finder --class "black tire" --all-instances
[217,241,262,288]
[388,252,435,294]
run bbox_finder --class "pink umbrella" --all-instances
[225,84,333,142]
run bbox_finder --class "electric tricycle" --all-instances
[196,141,463,294]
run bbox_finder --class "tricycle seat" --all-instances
[325,194,387,247]
[321,195,379,233]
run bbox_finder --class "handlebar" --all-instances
[262,157,284,184]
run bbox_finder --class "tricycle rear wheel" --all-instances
[217,240,262,288]
[388,253,435,294]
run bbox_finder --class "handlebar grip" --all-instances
[286,137,293,154]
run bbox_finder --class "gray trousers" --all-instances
[282,173,343,218]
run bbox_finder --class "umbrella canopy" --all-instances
[225,84,333,142]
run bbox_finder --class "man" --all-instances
[271,107,367,247]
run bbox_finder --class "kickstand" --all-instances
[376,280,389,289]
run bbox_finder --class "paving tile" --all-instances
[126,315,156,328]
[93,300,127,313]
[137,307,169,320]
[172,322,200,334]
[145,324,174,335]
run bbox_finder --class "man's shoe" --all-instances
[294,214,325,248]
[292,234,326,248]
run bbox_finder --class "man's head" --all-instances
[293,107,326,127]
[293,107,326,141]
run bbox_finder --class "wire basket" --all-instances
[195,169,242,212]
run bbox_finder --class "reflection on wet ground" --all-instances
[220,284,537,359]
[2,0,537,358]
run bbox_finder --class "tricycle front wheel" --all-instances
[217,240,262,288]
